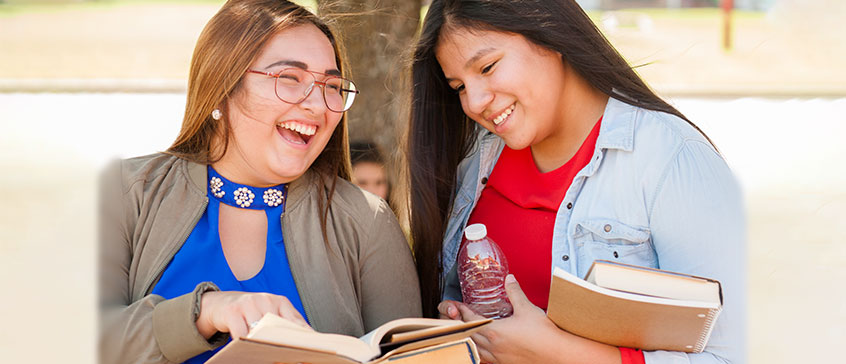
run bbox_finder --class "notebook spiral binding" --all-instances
[694,307,723,353]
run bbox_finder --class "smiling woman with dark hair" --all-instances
[98,1,420,363]
[405,1,745,363]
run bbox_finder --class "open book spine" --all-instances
[694,307,722,353]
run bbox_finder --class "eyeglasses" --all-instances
[247,68,359,112]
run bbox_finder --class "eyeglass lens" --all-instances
[274,68,357,112]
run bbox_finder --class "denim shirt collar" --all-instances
[596,96,636,153]
[479,96,637,154]
[441,96,639,284]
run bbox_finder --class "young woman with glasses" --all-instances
[98,1,420,363]
[406,1,745,363]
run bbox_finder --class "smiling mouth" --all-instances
[492,103,516,126]
[277,121,317,145]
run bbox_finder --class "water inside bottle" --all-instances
[457,224,513,319]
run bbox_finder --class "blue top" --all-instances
[152,166,307,363]
[441,97,746,364]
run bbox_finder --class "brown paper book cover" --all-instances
[205,313,489,364]
[547,263,722,353]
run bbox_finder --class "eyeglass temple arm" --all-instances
[247,69,274,76]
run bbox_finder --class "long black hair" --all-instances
[406,0,710,317]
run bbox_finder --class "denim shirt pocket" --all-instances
[573,219,657,278]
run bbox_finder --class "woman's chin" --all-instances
[266,158,312,184]
[502,137,532,151]
[268,139,329,183]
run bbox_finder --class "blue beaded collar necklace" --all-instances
[207,166,288,210]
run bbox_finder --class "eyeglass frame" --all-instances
[246,68,360,112]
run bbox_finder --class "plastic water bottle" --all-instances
[457,223,513,319]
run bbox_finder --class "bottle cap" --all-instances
[464,223,487,241]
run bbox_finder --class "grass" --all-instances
[0,1,764,20]
[0,0,320,17]
[619,7,765,19]
[418,6,765,30]
[0,0,209,17]
[2,2,840,95]
[0,0,319,17]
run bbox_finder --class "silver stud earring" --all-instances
[211,109,222,120]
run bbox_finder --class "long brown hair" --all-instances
[407,0,712,317]
[168,0,352,241]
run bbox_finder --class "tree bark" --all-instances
[319,0,422,152]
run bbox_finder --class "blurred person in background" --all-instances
[98,1,420,363]
[349,140,390,201]
[406,1,745,364]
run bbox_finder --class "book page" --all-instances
[556,267,719,309]
[380,338,478,364]
[246,313,376,362]
[586,260,722,304]
[208,315,490,364]
[387,319,490,344]
[359,317,461,347]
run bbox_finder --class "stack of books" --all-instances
[206,313,490,364]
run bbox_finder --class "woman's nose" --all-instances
[299,82,328,114]
[463,83,493,117]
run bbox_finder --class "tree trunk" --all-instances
[319,0,422,153]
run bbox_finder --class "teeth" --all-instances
[278,121,317,136]
[492,104,515,126]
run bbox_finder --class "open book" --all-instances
[206,313,490,364]
[547,261,722,353]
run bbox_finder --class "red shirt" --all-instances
[467,118,602,310]
[466,118,645,363]
[620,348,646,364]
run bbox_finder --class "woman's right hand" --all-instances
[196,291,310,340]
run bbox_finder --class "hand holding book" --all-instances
[197,290,310,341]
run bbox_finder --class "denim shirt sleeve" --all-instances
[644,140,747,364]
[442,130,505,302]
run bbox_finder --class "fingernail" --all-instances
[505,274,516,283]
[448,306,457,316]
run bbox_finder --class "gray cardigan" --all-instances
[98,153,421,363]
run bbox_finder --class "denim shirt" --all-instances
[441,97,746,364]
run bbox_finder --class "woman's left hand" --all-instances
[454,274,567,364]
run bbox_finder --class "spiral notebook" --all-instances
[546,261,722,353]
